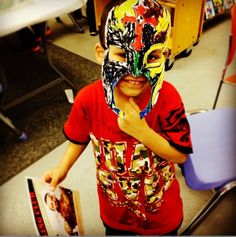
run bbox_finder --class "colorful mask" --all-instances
[102,0,171,118]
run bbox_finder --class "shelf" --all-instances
[158,0,176,8]
[204,0,234,22]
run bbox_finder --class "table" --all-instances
[0,0,86,140]
[0,0,86,37]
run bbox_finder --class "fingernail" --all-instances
[119,111,125,119]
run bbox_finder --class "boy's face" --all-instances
[45,193,59,211]
[102,0,170,118]
[109,45,163,98]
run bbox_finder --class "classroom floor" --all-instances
[0,11,236,236]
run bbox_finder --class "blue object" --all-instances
[183,108,236,190]
[18,132,28,141]
[181,108,236,235]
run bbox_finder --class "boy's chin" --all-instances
[117,87,141,97]
[119,84,150,98]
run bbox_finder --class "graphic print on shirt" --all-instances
[90,133,175,219]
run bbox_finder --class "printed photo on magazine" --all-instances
[26,177,83,236]
[205,0,216,19]
[212,0,224,14]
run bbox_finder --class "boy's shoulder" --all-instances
[156,80,183,109]
[74,79,103,105]
[76,79,102,96]
[81,79,102,91]
[161,80,180,96]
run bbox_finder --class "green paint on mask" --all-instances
[133,51,141,77]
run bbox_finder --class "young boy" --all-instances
[43,0,192,235]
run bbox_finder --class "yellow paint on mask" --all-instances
[156,8,170,31]
[113,0,138,30]
[111,0,171,51]
[152,69,164,106]
[144,44,165,78]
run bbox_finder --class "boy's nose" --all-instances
[128,61,143,77]
[128,52,145,77]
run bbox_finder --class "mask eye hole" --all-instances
[147,50,162,64]
[108,45,127,63]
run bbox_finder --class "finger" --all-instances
[122,102,133,114]
[50,175,59,191]
[43,171,52,183]
[50,185,56,192]
[119,110,125,119]
[129,98,141,112]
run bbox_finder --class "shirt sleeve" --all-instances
[63,87,91,144]
[158,84,193,154]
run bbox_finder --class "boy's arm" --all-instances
[43,141,87,191]
[117,98,187,164]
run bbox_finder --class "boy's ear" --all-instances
[164,49,170,59]
[95,43,105,64]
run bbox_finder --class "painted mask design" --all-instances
[102,0,171,118]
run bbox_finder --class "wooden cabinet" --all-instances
[94,0,110,31]
[159,0,205,70]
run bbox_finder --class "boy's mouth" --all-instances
[126,80,144,85]
[122,76,147,85]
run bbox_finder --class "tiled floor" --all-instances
[0,11,235,236]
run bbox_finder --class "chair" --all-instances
[213,4,236,109]
[55,9,85,34]
[0,64,27,141]
[180,108,236,235]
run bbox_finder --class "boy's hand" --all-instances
[43,167,67,191]
[117,98,149,139]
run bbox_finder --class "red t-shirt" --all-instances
[64,79,192,235]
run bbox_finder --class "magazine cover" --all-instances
[205,0,216,19]
[212,0,224,13]
[26,177,84,236]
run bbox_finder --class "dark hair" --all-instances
[44,193,49,204]
[98,0,126,49]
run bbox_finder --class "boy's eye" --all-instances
[117,52,126,60]
[109,46,127,62]
[110,51,126,62]
[147,52,162,63]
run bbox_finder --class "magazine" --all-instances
[26,177,83,236]
[212,0,224,14]
[205,0,216,19]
